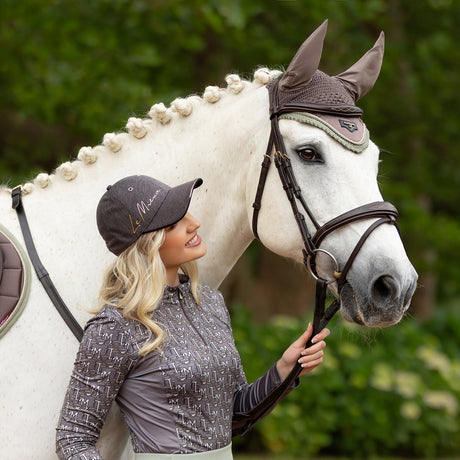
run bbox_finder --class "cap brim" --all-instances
[143,178,203,233]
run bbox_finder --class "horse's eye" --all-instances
[297,147,322,162]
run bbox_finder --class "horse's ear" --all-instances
[279,20,328,91]
[334,32,385,102]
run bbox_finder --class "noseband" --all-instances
[233,79,398,436]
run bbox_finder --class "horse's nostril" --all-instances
[371,275,399,306]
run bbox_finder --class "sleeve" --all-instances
[55,310,138,460]
[231,360,300,438]
[232,363,288,414]
[228,310,299,431]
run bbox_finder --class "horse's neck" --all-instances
[147,88,270,286]
[177,89,270,286]
[13,83,269,290]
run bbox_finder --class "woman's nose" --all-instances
[185,212,200,230]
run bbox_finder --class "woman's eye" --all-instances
[297,147,322,162]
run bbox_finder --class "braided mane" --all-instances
[7,69,280,195]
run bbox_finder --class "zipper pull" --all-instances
[178,290,183,300]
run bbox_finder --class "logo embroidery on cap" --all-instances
[129,189,161,234]
[339,119,358,132]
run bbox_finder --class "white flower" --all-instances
[423,390,458,416]
[400,401,422,420]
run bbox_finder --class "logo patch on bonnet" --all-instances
[339,119,358,133]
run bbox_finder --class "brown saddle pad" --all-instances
[0,227,31,336]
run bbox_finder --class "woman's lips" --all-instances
[185,234,201,247]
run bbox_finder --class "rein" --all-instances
[232,79,399,437]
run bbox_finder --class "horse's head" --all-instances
[248,21,417,327]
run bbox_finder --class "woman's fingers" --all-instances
[311,327,330,344]
[291,322,313,347]
[298,357,324,375]
[300,340,326,356]
[293,324,329,346]
[298,349,325,367]
[277,325,330,380]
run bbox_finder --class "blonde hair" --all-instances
[96,230,201,356]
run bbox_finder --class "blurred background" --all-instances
[1,0,459,458]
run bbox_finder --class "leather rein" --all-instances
[232,79,399,436]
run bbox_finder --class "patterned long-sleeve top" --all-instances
[56,277,292,459]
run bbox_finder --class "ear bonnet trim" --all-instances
[279,112,369,153]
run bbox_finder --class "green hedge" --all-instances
[231,302,460,459]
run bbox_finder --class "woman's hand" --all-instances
[276,323,330,381]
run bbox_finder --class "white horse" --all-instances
[0,23,417,459]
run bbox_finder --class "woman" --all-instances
[56,175,330,459]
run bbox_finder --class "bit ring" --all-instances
[306,248,341,285]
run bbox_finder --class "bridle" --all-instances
[252,76,398,325]
[233,78,399,436]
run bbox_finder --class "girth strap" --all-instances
[12,186,83,341]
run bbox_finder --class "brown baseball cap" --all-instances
[96,175,203,255]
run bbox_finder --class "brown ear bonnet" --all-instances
[267,20,384,152]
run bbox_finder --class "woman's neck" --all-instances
[165,268,180,287]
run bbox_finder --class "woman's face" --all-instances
[159,212,207,280]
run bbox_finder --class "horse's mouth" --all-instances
[339,282,406,328]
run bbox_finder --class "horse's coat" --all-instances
[0,23,417,459]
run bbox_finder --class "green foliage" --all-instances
[1,0,460,301]
[231,302,460,458]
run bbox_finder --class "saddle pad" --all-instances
[0,224,31,339]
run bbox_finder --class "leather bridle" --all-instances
[252,77,398,323]
[233,78,399,436]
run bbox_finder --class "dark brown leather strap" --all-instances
[336,216,397,291]
[252,154,272,240]
[11,186,83,341]
[312,201,398,248]
[275,103,363,117]
[232,278,336,438]
[273,152,317,254]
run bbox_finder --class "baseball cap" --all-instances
[96,175,203,255]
